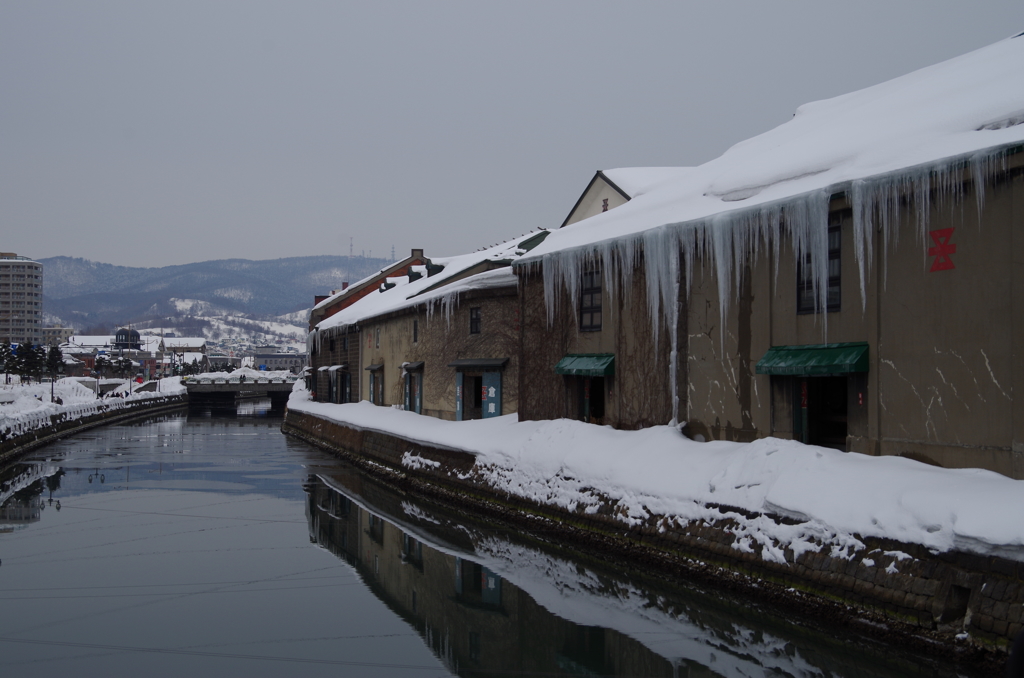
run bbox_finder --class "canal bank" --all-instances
[1,380,188,466]
[283,398,1024,667]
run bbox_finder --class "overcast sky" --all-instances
[3,2,1023,268]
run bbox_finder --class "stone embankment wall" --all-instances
[0,395,187,466]
[283,409,1023,655]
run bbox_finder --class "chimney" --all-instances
[341,281,349,290]
[314,295,328,305]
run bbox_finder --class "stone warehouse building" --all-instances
[515,35,1024,478]
[308,237,547,419]
[0,252,43,346]
[357,268,519,420]
[308,249,432,402]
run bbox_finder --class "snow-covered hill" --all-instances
[134,299,311,352]
[41,254,389,330]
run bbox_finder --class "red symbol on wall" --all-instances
[928,228,956,272]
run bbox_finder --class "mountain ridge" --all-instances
[41,254,391,330]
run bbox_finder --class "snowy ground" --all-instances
[289,385,1024,565]
[0,377,186,440]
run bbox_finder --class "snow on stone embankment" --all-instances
[288,389,1024,565]
[0,378,186,440]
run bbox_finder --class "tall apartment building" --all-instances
[0,252,43,346]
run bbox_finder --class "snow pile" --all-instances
[0,377,186,441]
[291,399,1024,563]
[187,367,296,382]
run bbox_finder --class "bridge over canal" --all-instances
[184,376,297,409]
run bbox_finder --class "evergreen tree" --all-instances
[29,344,47,382]
[46,345,63,380]
[11,343,26,382]
[0,341,11,384]
[95,355,112,378]
[13,342,42,383]
[113,356,128,378]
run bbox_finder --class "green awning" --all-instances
[554,354,615,377]
[756,342,869,376]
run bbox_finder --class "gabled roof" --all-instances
[561,168,695,227]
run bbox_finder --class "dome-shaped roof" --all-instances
[113,328,141,349]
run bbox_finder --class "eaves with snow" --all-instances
[518,32,1024,324]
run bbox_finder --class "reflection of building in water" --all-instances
[0,463,62,532]
[0,496,44,529]
[305,472,952,678]
[306,474,642,677]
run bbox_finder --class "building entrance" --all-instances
[796,376,848,450]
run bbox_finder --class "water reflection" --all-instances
[0,409,451,677]
[306,469,980,678]
[190,397,278,418]
[0,463,62,532]
[0,407,986,677]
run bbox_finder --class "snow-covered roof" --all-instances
[524,33,1024,264]
[163,337,206,350]
[177,352,206,363]
[601,167,696,199]
[66,335,114,349]
[313,240,525,335]
[65,335,162,353]
[139,336,161,352]
[312,252,427,313]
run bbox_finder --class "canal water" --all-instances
[0,405,984,677]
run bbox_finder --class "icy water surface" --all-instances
[0,406,985,677]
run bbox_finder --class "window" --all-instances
[797,215,842,314]
[580,270,602,331]
[375,327,380,348]
[413,319,418,343]
[469,308,481,334]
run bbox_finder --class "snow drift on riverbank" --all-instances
[0,377,186,440]
[289,391,1024,564]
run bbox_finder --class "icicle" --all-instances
[531,143,1014,427]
